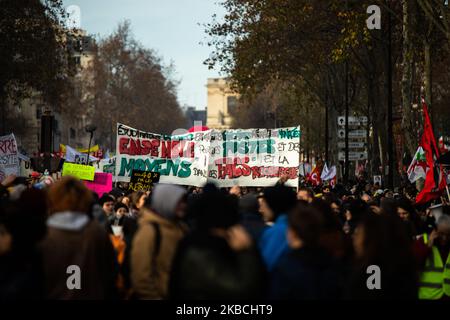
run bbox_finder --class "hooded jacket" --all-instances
[39,211,118,300]
[130,184,187,299]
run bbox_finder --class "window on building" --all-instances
[70,128,76,139]
[227,96,237,114]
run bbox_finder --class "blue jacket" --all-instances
[258,214,290,271]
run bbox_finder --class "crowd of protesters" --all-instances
[1,172,449,300]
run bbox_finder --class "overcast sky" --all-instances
[63,0,226,110]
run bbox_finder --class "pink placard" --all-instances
[84,172,113,197]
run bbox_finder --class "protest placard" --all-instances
[62,162,95,181]
[65,145,99,164]
[84,172,113,196]
[128,170,161,192]
[115,123,300,187]
[0,134,20,182]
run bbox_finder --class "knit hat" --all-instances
[150,184,187,220]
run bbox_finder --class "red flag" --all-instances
[416,100,447,204]
[330,175,337,188]
[308,165,322,186]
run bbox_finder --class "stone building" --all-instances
[206,78,238,129]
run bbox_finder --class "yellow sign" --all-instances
[62,163,95,181]
[60,144,100,154]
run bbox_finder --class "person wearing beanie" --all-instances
[130,184,188,300]
[258,184,297,271]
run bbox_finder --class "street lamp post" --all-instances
[85,125,96,165]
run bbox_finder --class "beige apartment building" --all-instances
[206,78,239,129]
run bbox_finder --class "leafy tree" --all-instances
[0,0,70,134]
[87,22,186,149]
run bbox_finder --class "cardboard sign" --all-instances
[65,145,99,164]
[129,170,160,192]
[0,134,20,182]
[62,162,95,181]
[84,172,113,197]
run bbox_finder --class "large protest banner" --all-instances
[0,134,20,182]
[206,127,301,187]
[115,123,300,187]
[116,123,209,186]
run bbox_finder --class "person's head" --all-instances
[384,189,394,199]
[323,193,341,216]
[322,186,331,194]
[395,197,417,221]
[99,194,115,216]
[264,185,297,219]
[287,204,323,249]
[47,177,94,215]
[239,193,259,215]
[343,199,369,223]
[194,183,239,232]
[147,184,187,220]
[330,201,340,216]
[297,187,314,203]
[258,195,274,222]
[0,189,48,255]
[130,191,147,211]
[436,214,450,247]
[361,193,371,203]
[353,211,413,268]
[114,202,128,218]
[310,198,341,232]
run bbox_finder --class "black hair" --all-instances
[0,189,47,252]
[263,184,297,218]
[193,183,239,231]
[288,204,323,248]
[99,194,115,206]
[114,202,128,212]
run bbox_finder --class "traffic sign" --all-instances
[338,142,366,149]
[337,129,367,139]
[338,151,368,161]
[337,116,368,126]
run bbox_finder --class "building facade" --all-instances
[206,78,238,129]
